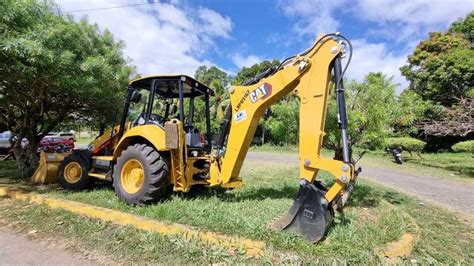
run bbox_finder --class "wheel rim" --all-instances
[64,162,82,184]
[120,159,145,194]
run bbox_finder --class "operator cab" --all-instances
[122,75,214,151]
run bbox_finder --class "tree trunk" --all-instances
[12,132,39,178]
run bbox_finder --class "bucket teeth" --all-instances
[273,182,334,243]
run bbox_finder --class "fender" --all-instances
[113,125,167,159]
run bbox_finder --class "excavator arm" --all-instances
[209,33,360,243]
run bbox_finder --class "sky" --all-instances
[56,0,474,91]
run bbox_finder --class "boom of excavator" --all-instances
[33,33,360,243]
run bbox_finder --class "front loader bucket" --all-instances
[273,182,333,243]
[31,152,71,184]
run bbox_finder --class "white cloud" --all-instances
[231,54,264,69]
[278,0,473,92]
[355,0,473,27]
[56,0,232,76]
[278,0,344,36]
[347,39,408,92]
[354,0,474,41]
[198,8,232,38]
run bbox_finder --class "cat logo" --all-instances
[250,83,272,103]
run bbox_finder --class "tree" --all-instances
[0,0,134,177]
[193,65,230,133]
[194,66,229,89]
[400,12,474,106]
[263,96,299,145]
[450,11,474,42]
[416,97,473,137]
[323,73,400,158]
[391,90,429,136]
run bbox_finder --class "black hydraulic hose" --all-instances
[334,57,350,163]
[242,33,353,86]
[216,107,232,149]
[242,66,277,86]
[205,94,212,151]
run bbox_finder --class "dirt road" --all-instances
[0,227,97,265]
[246,152,474,216]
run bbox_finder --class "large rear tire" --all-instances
[58,152,94,190]
[113,143,169,205]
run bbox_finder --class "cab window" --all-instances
[127,88,149,126]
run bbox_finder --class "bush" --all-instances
[452,140,474,153]
[385,137,426,152]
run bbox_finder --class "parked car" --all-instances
[0,131,11,148]
[39,136,74,152]
[47,131,76,142]
[0,131,11,154]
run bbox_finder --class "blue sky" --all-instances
[57,0,474,90]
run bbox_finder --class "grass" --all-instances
[404,152,473,177]
[250,144,474,179]
[0,159,18,178]
[0,200,253,264]
[33,163,414,262]
[249,143,299,153]
[360,150,474,180]
[75,137,94,145]
[0,159,473,263]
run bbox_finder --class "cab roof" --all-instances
[129,75,214,98]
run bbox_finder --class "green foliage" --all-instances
[193,65,229,134]
[232,59,280,85]
[194,65,230,90]
[385,137,426,152]
[392,90,429,135]
[400,12,474,106]
[324,73,399,154]
[451,140,474,153]
[0,0,133,176]
[450,11,474,42]
[263,96,299,145]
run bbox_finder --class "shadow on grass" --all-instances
[347,183,408,208]
[181,184,299,202]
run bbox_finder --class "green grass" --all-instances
[0,200,254,264]
[39,163,414,262]
[405,152,473,177]
[0,160,473,263]
[361,150,474,179]
[0,160,18,178]
[249,144,299,153]
[75,137,94,145]
[250,145,474,179]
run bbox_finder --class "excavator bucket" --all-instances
[273,181,333,243]
[31,151,71,184]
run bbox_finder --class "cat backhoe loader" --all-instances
[35,33,360,243]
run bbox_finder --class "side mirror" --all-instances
[130,90,142,103]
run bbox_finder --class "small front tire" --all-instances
[58,153,93,190]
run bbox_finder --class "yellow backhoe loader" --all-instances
[34,33,360,243]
